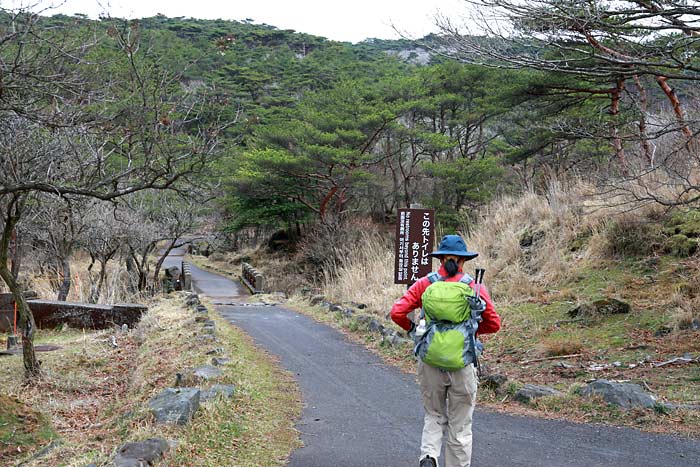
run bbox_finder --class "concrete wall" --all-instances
[0,293,147,332]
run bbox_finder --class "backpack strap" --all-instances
[427,272,443,283]
[428,272,474,284]
[458,274,474,285]
[421,272,443,319]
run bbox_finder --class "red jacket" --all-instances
[390,265,501,335]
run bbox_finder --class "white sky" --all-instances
[21,0,470,43]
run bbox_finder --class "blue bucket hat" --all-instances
[430,234,478,260]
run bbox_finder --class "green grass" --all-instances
[0,395,56,464]
[494,258,676,355]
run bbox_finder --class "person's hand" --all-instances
[406,321,416,339]
[469,297,485,321]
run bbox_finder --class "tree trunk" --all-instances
[89,260,107,304]
[133,250,149,293]
[10,231,21,280]
[0,197,40,378]
[152,238,178,290]
[125,255,138,293]
[656,76,694,140]
[0,264,40,377]
[56,257,71,301]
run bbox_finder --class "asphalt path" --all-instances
[173,250,700,467]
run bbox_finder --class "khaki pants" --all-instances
[417,361,478,467]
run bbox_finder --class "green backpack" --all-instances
[414,273,484,371]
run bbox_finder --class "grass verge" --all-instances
[0,293,301,466]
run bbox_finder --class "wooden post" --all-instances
[7,334,18,349]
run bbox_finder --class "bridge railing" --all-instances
[241,262,264,294]
[181,261,193,291]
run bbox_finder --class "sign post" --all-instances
[394,208,435,286]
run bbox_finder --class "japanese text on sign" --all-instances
[394,208,435,285]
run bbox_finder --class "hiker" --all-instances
[391,234,501,467]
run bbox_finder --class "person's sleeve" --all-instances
[390,279,425,331]
[476,284,501,335]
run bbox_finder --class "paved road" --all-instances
[177,253,700,467]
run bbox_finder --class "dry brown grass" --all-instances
[454,176,679,302]
[309,179,602,307]
[279,177,675,312]
[0,294,301,466]
[318,226,405,317]
[0,394,54,464]
[0,326,140,465]
[24,254,139,304]
[669,308,699,331]
[536,337,586,358]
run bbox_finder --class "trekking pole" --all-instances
[472,268,486,379]
[474,268,485,301]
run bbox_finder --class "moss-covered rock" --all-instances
[519,229,546,248]
[568,298,631,318]
[569,231,591,252]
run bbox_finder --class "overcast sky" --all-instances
[24,0,470,43]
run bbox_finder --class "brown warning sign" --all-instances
[394,208,435,285]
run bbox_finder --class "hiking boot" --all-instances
[419,456,437,467]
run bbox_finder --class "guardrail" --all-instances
[241,262,264,294]
[181,261,193,291]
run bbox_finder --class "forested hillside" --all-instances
[2,1,700,441]
[9,6,699,241]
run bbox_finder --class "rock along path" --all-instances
[177,254,700,467]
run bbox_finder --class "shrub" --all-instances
[662,209,700,257]
[296,219,378,274]
[666,234,699,257]
[602,215,663,257]
[537,338,585,357]
[299,219,405,315]
[665,210,700,238]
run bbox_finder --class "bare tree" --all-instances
[81,204,125,303]
[0,7,229,378]
[147,192,206,288]
[121,208,159,294]
[117,190,206,293]
[25,196,93,301]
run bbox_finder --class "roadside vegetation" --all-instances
[197,178,700,437]
[0,293,301,466]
